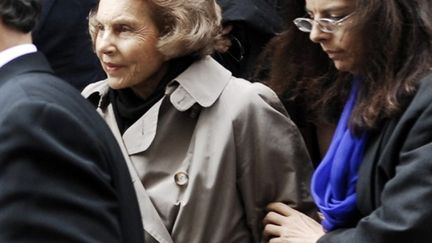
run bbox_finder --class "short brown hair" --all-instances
[89,0,222,60]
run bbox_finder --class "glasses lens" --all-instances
[317,19,336,33]
[294,18,313,32]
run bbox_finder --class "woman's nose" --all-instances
[97,31,116,55]
[309,22,327,43]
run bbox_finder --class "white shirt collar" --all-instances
[0,44,37,68]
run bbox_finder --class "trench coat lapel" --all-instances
[122,98,164,154]
[102,104,174,243]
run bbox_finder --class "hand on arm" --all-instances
[235,83,315,242]
[264,202,324,243]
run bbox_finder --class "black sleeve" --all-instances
[0,100,125,242]
[318,84,432,243]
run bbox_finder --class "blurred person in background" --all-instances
[253,0,342,167]
[213,0,284,79]
[33,0,106,90]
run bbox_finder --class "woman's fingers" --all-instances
[268,237,289,243]
[264,210,289,226]
[267,202,299,217]
[264,202,325,243]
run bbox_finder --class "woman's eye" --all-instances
[329,14,347,21]
[96,24,105,31]
[117,25,132,33]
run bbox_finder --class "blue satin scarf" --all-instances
[311,77,367,231]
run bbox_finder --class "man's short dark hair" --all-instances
[0,0,40,33]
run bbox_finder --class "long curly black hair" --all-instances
[255,0,432,133]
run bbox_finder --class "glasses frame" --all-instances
[293,13,354,33]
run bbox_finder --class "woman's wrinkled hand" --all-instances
[263,202,325,243]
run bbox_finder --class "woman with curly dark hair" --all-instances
[262,0,432,242]
[254,0,349,167]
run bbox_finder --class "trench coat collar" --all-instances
[167,55,231,111]
[123,56,231,154]
[84,56,231,154]
[84,56,232,154]
[87,56,231,113]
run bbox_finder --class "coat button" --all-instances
[174,171,189,186]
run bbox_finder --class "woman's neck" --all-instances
[131,62,169,98]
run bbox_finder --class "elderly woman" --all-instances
[82,0,314,242]
[263,0,432,242]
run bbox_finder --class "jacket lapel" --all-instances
[122,98,164,154]
[101,105,173,243]
[357,119,397,213]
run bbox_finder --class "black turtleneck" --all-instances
[109,56,196,134]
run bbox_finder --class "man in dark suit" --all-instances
[32,0,106,90]
[0,0,144,242]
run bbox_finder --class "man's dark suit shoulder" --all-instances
[0,52,144,243]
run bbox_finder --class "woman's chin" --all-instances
[334,61,355,73]
[107,78,128,90]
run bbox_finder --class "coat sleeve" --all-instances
[0,100,124,242]
[318,81,432,243]
[233,82,316,242]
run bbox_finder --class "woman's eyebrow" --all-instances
[96,15,138,26]
[305,5,352,15]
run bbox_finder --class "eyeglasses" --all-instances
[293,13,354,33]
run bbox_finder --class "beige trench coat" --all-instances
[82,56,314,243]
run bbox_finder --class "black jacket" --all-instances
[319,73,432,243]
[0,52,144,243]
